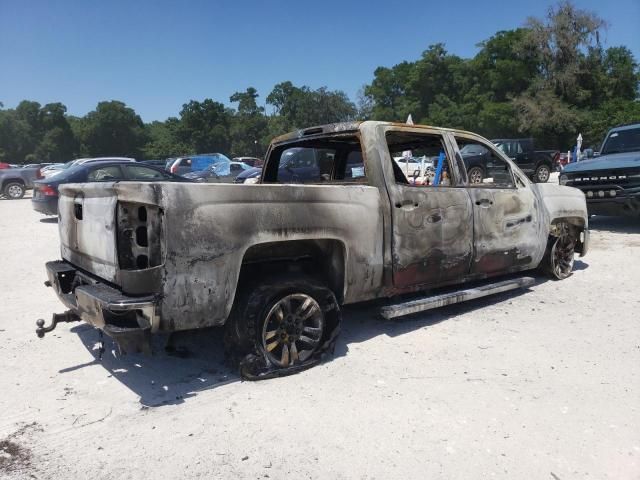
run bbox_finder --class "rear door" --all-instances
[452,135,541,275]
[383,127,474,288]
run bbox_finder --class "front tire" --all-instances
[225,274,341,380]
[3,182,25,199]
[541,231,576,280]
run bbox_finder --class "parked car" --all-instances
[168,153,231,176]
[42,157,136,178]
[0,165,43,199]
[182,161,253,183]
[232,156,263,167]
[234,167,262,184]
[39,121,588,380]
[140,159,167,168]
[487,138,557,183]
[560,123,640,216]
[0,162,11,169]
[32,161,190,215]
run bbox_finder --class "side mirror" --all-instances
[585,148,594,158]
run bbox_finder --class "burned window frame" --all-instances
[262,133,368,186]
[385,130,461,188]
[451,134,521,189]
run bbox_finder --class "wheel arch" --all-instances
[549,216,587,255]
[238,238,347,303]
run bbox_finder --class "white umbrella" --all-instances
[577,133,583,161]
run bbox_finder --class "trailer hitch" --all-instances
[36,311,81,338]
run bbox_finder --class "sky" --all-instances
[1,0,638,122]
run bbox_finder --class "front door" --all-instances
[384,128,474,288]
[452,135,541,275]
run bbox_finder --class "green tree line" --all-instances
[1,1,638,164]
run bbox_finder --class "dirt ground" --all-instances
[1,193,639,480]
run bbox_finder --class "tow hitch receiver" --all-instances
[36,311,81,338]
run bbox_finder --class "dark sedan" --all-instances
[32,161,191,215]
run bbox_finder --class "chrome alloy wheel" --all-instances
[551,234,575,279]
[261,293,324,367]
[6,184,24,199]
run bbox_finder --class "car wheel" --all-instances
[534,164,551,183]
[225,274,341,380]
[4,182,25,199]
[467,166,484,184]
[541,229,575,280]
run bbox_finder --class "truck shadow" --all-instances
[61,272,570,407]
[589,215,640,234]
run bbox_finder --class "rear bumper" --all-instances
[45,260,159,353]
[31,196,58,215]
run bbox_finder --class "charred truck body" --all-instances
[40,121,589,378]
[561,123,640,217]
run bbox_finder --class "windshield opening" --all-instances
[602,128,640,155]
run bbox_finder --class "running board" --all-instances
[380,276,535,320]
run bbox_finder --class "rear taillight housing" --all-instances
[170,163,177,174]
[39,185,57,196]
[116,202,163,270]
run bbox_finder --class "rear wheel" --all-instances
[467,166,484,184]
[534,164,551,183]
[3,182,25,199]
[224,274,341,379]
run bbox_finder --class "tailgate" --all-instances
[58,183,119,283]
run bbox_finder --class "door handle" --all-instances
[475,198,493,206]
[395,201,420,209]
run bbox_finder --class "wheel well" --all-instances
[238,239,346,303]
[550,217,586,254]
[1,178,26,189]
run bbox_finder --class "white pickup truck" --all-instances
[38,121,589,379]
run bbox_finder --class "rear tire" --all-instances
[467,166,484,184]
[3,182,25,199]
[534,164,551,183]
[224,274,341,379]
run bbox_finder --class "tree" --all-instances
[229,88,268,157]
[177,99,231,154]
[80,101,147,158]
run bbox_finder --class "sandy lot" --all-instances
[1,194,639,479]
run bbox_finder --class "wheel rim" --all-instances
[7,184,23,198]
[537,166,550,182]
[551,235,575,278]
[469,168,483,184]
[262,293,324,367]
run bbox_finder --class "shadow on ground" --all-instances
[589,215,640,234]
[59,272,574,407]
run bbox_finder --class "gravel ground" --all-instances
[1,194,639,480]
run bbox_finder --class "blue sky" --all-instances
[1,0,638,121]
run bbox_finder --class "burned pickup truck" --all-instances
[39,121,589,378]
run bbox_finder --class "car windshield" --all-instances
[601,127,640,155]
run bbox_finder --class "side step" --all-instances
[380,276,535,320]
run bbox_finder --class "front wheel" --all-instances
[3,182,25,199]
[541,232,575,280]
[225,275,341,380]
[534,164,551,183]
